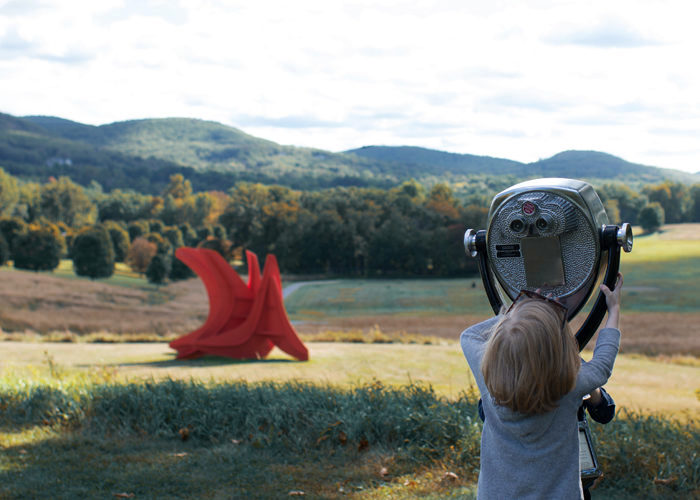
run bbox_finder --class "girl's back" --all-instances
[461,285,621,499]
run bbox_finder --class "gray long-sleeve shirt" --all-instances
[461,317,620,500]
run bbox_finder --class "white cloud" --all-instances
[0,0,699,173]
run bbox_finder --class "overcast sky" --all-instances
[1,0,698,173]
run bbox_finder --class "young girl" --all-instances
[461,273,623,499]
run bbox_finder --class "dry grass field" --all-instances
[1,270,697,355]
[0,268,208,336]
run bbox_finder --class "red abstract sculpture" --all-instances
[169,247,309,361]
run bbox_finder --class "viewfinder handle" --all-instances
[466,229,504,314]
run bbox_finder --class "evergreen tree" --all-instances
[195,225,213,242]
[162,226,184,249]
[148,219,164,234]
[178,222,199,246]
[192,192,214,226]
[197,237,232,261]
[127,220,149,241]
[146,254,170,285]
[0,217,28,255]
[0,232,9,266]
[169,256,195,281]
[212,223,226,240]
[689,184,700,222]
[12,223,65,271]
[71,225,115,279]
[103,220,130,262]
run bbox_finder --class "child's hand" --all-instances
[600,272,623,311]
[600,272,623,329]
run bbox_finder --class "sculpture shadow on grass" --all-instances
[100,355,299,369]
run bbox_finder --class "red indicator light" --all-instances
[522,201,536,215]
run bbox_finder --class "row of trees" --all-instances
[595,181,700,232]
[0,215,213,283]
[1,166,699,281]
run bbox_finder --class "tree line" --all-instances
[0,167,698,283]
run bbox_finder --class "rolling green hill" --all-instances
[0,112,695,194]
[347,146,698,185]
[26,116,276,169]
[3,114,396,193]
[346,145,526,176]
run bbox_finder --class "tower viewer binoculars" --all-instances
[465,178,633,348]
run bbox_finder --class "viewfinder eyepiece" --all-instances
[510,219,525,232]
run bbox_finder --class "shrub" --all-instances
[168,254,194,281]
[71,225,115,279]
[148,219,164,234]
[127,237,157,275]
[212,223,226,239]
[195,225,213,242]
[146,254,170,285]
[197,237,232,260]
[0,232,8,265]
[0,216,28,254]
[12,223,65,271]
[145,232,172,257]
[127,220,149,241]
[178,222,199,246]
[162,226,184,249]
[102,220,130,262]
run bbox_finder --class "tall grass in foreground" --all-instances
[1,378,697,498]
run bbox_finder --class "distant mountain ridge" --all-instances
[0,112,695,195]
[346,146,695,184]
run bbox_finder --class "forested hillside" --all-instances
[0,112,695,196]
[2,114,396,193]
[348,146,698,185]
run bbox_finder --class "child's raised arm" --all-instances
[575,272,623,397]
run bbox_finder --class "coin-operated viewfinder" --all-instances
[464,178,633,349]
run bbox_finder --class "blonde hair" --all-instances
[481,298,580,414]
